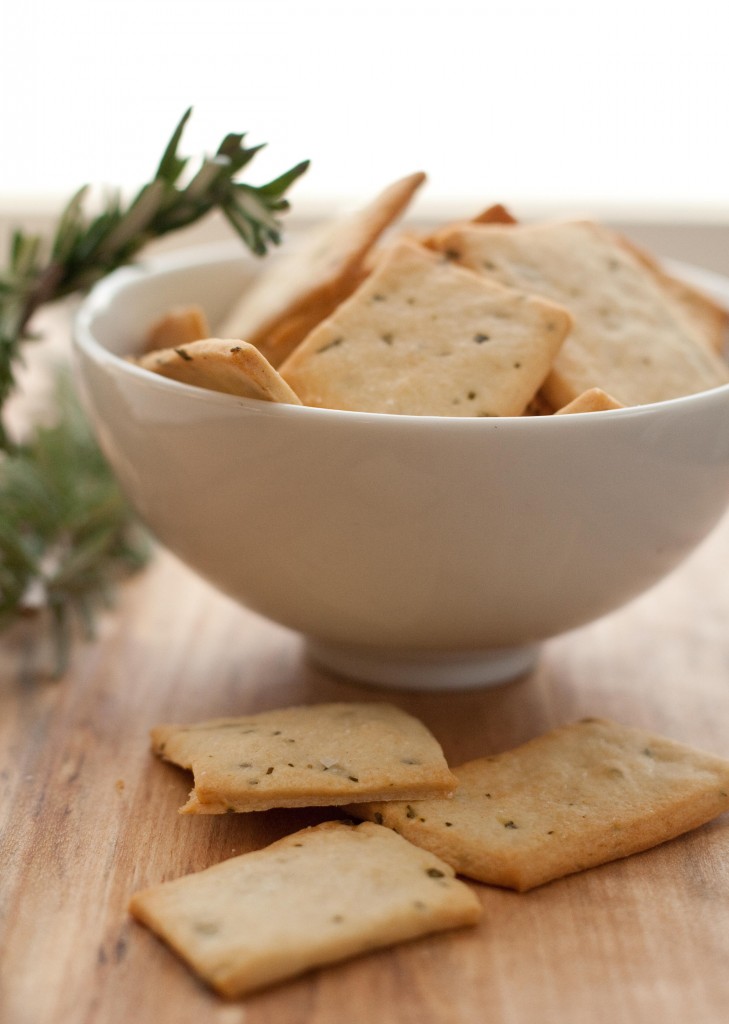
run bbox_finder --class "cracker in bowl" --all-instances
[278,238,572,416]
[219,171,427,367]
[136,338,301,404]
[429,219,729,409]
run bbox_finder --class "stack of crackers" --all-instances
[136,173,729,416]
[130,702,729,999]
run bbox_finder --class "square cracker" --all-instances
[616,232,729,355]
[278,239,571,416]
[129,821,481,998]
[430,219,729,408]
[151,702,457,814]
[219,172,426,367]
[136,338,301,404]
[143,304,211,353]
[347,718,729,891]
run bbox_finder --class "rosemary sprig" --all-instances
[0,109,308,674]
[0,106,309,447]
[0,373,151,675]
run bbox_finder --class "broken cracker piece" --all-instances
[219,172,426,366]
[136,338,301,404]
[348,718,729,891]
[143,304,211,353]
[279,239,571,416]
[129,820,481,999]
[152,702,457,814]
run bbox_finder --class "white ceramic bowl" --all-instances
[73,243,729,690]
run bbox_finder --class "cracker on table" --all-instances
[555,387,624,414]
[129,820,481,999]
[219,172,426,367]
[616,233,729,355]
[347,718,729,891]
[152,702,457,814]
[143,304,211,353]
[278,239,571,416]
[136,338,301,404]
[430,219,729,409]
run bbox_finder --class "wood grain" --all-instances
[3,310,729,1021]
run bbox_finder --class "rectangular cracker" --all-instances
[152,702,457,814]
[347,718,729,891]
[129,821,482,998]
[136,338,301,404]
[143,304,211,352]
[430,219,729,408]
[219,172,426,366]
[279,239,571,416]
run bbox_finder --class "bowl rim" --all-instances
[73,241,729,429]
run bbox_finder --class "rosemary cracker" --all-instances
[278,239,572,416]
[129,821,481,999]
[555,387,624,414]
[347,718,729,892]
[219,171,426,366]
[616,233,729,355]
[430,219,729,409]
[136,338,301,404]
[151,702,457,814]
[143,304,210,352]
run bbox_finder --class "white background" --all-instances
[1,0,728,220]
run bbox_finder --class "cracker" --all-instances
[278,239,571,416]
[219,172,426,366]
[470,203,518,226]
[555,387,624,414]
[431,219,729,408]
[152,702,457,814]
[616,233,729,355]
[348,718,729,891]
[143,304,210,353]
[136,338,301,404]
[129,820,481,998]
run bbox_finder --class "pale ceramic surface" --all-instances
[73,243,729,689]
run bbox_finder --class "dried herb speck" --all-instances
[426,868,445,878]
[194,921,220,936]
[174,348,193,361]
[317,337,344,354]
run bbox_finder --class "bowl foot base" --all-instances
[306,640,540,691]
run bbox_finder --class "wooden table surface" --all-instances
[3,309,729,1024]
[2,513,729,1024]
